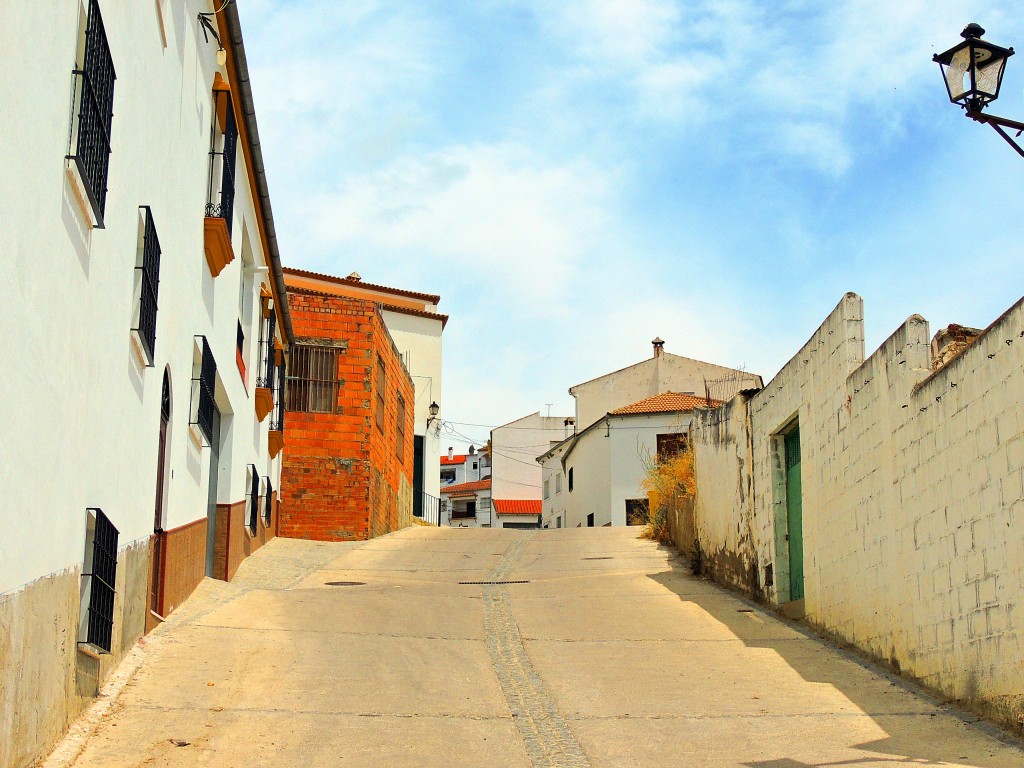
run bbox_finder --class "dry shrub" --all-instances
[640,448,695,545]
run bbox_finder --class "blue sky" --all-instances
[242,0,1024,450]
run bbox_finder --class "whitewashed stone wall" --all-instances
[692,292,1024,731]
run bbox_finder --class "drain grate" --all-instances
[582,556,613,560]
[325,581,365,587]
[459,580,530,585]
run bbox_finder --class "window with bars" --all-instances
[264,477,274,526]
[271,360,286,431]
[132,207,161,364]
[206,85,238,233]
[285,345,337,413]
[81,508,118,653]
[396,395,406,461]
[256,309,276,389]
[375,356,386,431]
[69,0,116,223]
[246,465,259,535]
[191,337,217,444]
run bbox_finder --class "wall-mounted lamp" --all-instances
[426,401,440,429]
[934,23,1024,158]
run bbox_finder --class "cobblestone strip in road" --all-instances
[483,536,592,768]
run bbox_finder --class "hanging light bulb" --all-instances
[217,46,227,66]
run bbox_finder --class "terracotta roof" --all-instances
[611,392,722,415]
[286,285,449,328]
[493,499,542,515]
[441,454,467,466]
[440,477,491,495]
[283,267,440,303]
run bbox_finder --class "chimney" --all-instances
[448,447,454,460]
[564,417,576,438]
[652,337,665,358]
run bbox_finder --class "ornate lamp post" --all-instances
[934,23,1024,157]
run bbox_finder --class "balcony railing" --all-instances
[256,310,276,389]
[415,492,441,526]
[206,86,237,233]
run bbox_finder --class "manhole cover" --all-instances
[325,581,365,587]
[582,556,613,560]
[459,580,530,585]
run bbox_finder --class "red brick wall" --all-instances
[210,494,277,581]
[280,289,415,541]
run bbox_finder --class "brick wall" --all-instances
[691,293,1024,731]
[210,494,276,582]
[155,517,208,618]
[280,290,415,541]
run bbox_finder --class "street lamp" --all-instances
[426,401,440,430]
[934,23,1024,158]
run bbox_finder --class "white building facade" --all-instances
[490,413,572,529]
[0,4,291,766]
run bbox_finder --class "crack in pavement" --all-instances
[483,535,591,768]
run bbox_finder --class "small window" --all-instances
[472,461,478,470]
[375,356,386,430]
[286,345,338,413]
[568,467,574,492]
[396,395,406,461]
[587,512,594,527]
[79,508,118,653]
[131,207,161,364]
[271,360,286,432]
[556,516,562,529]
[246,465,258,535]
[657,433,687,462]
[257,309,277,389]
[555,474,562,494]
[441,469,456,484]
[543,479,550,499]
[68,0,116,224]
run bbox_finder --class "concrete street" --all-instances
[53,527,1023,767]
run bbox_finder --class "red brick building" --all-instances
[279,286,415,540]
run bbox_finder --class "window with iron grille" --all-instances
[68,0,116,223]
[396,395,406,461]
[191,337,217,444]
[375,356,386,431]
[264,476,274,526]
[132,207,161,364]
[81,508,118,653]
[285,345,337,413]
[270,360,286,431]
[206,87,237,232]
[246,465,259,534]
[256,309,276,389]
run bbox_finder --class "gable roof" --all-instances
[440,477,491,496]
[283,266,440,303]
[611,391,722,415]
[441,454,467,466]
[493,499,542,515]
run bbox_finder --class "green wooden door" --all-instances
[784,427,804,601]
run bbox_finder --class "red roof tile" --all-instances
[440,477,491,495]
[493,499,542,515]
[283,266,440,303]
[610,391,722,415]
[441,454,468,466]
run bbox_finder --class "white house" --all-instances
[570,338,762,432]
[440,477,492,527]
[539,393,721,529]
[440,445,490,487]
[282,268,446,520]
[490,413,573,528]
[0,3,290,765]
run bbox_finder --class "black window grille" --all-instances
[192,337,217,443]
[133,207,161,362]
[206,88,237,233]
[256,310,276,389]
[285,345,337,413]
[83,508,118,652]
[70,0,116,222]
[264,477,274,526]
[246,466,259,534]
[271,361,286,432]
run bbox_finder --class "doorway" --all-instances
[149,370,171,619]
[204,408,222,577]
[784,424,804,601]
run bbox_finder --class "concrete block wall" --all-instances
[691,292,1024,731]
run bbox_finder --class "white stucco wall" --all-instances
[570,352,761,433]
[0,0,284,595]
[491,413,571,502]
[381,308,443,501]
